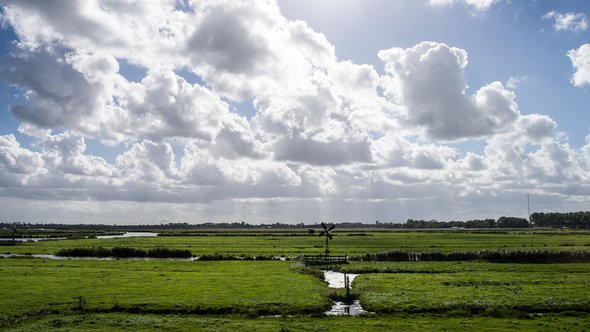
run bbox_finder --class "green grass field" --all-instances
[0,259,329,327]
[349,262,590,315]
[2,229,590,331]
[6,313,590,331]
[4,229,590,257]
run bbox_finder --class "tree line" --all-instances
[399,216,529,229]
[530,211,590,229]
[3,211,590,230]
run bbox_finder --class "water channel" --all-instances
[96,232,159,239]
[323,270,367,316]
[0,253,198,261]
[0,237,66,242]
[0,232,158,242]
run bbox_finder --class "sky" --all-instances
[0,0,589,224]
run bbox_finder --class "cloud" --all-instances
[274,136,372,166]
[184,0,335,101]
[0,1,589,223]
[187,1,277,75]
[506,76,528,90]
[568,44,590,87]
[0,47,105,129]
[428,0,498,12]
[115,139,178,187]
[543,11,588,32]
[42,132,113,177]
[0,135,44,186]
[379,42,519,141]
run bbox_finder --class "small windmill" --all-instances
[318,222,335,257]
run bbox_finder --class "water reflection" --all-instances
[323,270,359,288]
[325,300,367,316]
[0,237,66,242]
[96,232,158,239]
[323,270,368,316]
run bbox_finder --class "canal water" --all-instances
[0,232,158,242]
[0,253,198,261]
[323,270,367,316]
[96,232,158,239]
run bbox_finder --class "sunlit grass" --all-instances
[0,259,329,327]
[6,312,590,332]
[4,230,590,256]
[351,261,590,315]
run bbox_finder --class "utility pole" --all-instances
[527,194,531,224]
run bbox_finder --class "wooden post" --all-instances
[345,273,350,300]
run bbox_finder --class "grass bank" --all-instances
[350,261,590,316]
[5,312,590,331]
[0,258,329,328]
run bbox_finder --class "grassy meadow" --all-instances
[0,259,329,327]
[1,228,590,330]
[7,313,590,331]
[4,229,590,257]
[350,262,590,315]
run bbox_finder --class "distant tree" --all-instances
[496,216,529,228]
[530,211,590,229]
[464,219,495,228]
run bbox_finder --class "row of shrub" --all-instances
[158,232,311,237]
[56,247,192,258]
[356,249,590,263]
[197,254,282,261]
[54,248,289,260]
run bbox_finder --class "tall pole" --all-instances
[325,235,329,257]
[527,194,531,223]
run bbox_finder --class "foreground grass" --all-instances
[0,259,329,327]
[4,230,590,256]
[3,230,590,330]
[6,312,590,331]
[348,261,590,315]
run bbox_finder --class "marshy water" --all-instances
[323,270,359,288]
[0,253,198,261]
[323,270,367,316]
[96,232,159,239]
[0,237,67,242]
[0,231,158,242]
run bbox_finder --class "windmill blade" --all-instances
[321,222,328,231]
[318,231,326,237]
[328,234,333,240]
[327,224,335,231]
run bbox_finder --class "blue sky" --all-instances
[0,0,589,224]
[279,0,590,147]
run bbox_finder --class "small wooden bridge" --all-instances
[300,255,348,266]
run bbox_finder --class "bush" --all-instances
[356,249,590,263]
[147,248,192,258]
[56,247,192,259]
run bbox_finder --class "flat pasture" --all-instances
[349,261,590,315]
[2,229,590,331]
[0,259,328,327]
[4,229,590,257]
[7,313,589,331]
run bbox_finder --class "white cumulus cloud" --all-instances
[379,42,519,141]
[568,43,590,87]
[543,11,588,32]
[428,0,498,12]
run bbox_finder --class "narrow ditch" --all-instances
[322,270,367,316]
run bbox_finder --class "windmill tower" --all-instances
[318,222,335,257]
